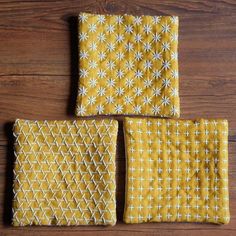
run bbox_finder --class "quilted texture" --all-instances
[12,119,118,226]
[123,117,230,224]
[76,12,179,117]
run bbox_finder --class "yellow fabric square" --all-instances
[76,13,179,117]
[123,117,230,224]
[12,119,118,226]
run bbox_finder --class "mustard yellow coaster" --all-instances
[12,119,118,226]
[76,12,179,117]
[123,117,230,224]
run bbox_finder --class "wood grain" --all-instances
[0,0,236,235]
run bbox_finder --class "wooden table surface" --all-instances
[0,0,236,235]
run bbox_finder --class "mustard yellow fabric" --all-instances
[12,119,118,226]
[123,117,230,224]
[76,13,179,117]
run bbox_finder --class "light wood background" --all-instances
[0,0,236,235]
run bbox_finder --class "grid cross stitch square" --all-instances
[123,117,230,224]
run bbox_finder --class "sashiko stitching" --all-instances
[10,11,231,227]
[12,119,118,226]
[123,117,230,224]
[76,12,179,117]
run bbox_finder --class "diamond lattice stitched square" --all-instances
[12,119,118,226]
[76,13,179,117]
[123,117,230,224]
